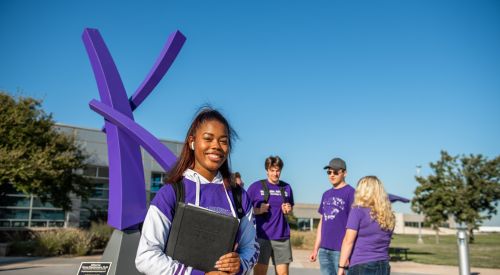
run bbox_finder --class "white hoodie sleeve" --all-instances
[235,207,260,275]
[135,205,203,275]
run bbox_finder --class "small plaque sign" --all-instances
[77,262,112,275]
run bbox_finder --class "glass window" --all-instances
[83,166,98,177]
[32,198,56,208]
[31,221,49,227]
[151,172,163,182]
[91,189,109,199]
[13,220,29,227]
[0,196,30,207]
[79,208,108,228]
[91,178,109,189]
[31,210,65,220]
[0,220,30,227]
[79,209,90,221]
[404,221,421,228]
[98,167,109,178]
[151,172,166,193]
[0,209,29,219]
[81,199,108,210]
[49,221,65,227]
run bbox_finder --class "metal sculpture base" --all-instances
[102,229,142,275]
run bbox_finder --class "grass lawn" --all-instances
[391,233,500,269]
[290,230,500,269]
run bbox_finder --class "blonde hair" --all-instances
[354,176,395,231]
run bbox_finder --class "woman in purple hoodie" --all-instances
[136,107,259,275]
[338,176,395,275]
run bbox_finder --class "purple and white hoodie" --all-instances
[135,169,259,275]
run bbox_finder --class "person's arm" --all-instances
[229,206,259,275]
[248,184,268,216]
[253,203,269,215]
[253,206,260,215]
[309,218,322,262]
[338,229,357,275]
[135,205,205,275]
[281,185,294,214]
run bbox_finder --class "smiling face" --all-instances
[190,120,229,181]
[266,165,282,184]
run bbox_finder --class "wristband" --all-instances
[338,264,349,270]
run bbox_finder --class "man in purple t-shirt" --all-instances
[247,156,294,275]
[309,157,355,275]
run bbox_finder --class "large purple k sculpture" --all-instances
[82,28,186,275]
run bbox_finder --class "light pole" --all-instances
[416,165,424,244]
[457,223,471,275]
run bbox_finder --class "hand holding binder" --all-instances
[213,251,240,274]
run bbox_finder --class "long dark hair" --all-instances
[166,107,238,188]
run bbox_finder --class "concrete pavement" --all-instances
[1,250,499,274]
[289,249,500,275]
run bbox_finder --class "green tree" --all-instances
[412,151,457,244]
[452,154,500,243]
[0,92,92,211]
[412,151,500,243]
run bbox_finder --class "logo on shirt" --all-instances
[322,197,346,221]
[259,190,289,197]
[208,206,232,216]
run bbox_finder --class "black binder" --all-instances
[166,202,239,272]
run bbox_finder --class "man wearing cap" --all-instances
[309,157,355,275]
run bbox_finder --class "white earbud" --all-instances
[190,141,195,150]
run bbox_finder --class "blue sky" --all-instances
[1,1,499,225]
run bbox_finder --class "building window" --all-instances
[31,210,65,220]
[83,166,98,177]
[32,198,55,208]
[404,221,424,228]
[0,209,30,220]
[0,195,30,207]
[80,166,110,227]
[151,172,165,192]
[150,172,166,202]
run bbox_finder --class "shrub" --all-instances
[67,229,93,256]
[34,230,66,256]
[33,229,93,256]
[290,235,304,247]
[9,240,36,256]
[6,224,113,256]
[89,222,113,250]
[3,230,36,256]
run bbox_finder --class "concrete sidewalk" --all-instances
[1,250,499,275]
[290,249,500,275]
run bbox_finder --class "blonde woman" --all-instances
[338,176,395,275]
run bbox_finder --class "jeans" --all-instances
[318,248,342,275]
[349,260,390,275]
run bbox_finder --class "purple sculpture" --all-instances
[82,28,186,230]
[388,193,410,203]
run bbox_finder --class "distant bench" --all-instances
[389,247,409,261]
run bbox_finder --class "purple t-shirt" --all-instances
[346,206,393,267]
[317,185,355,251]
[247,180,294,240]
